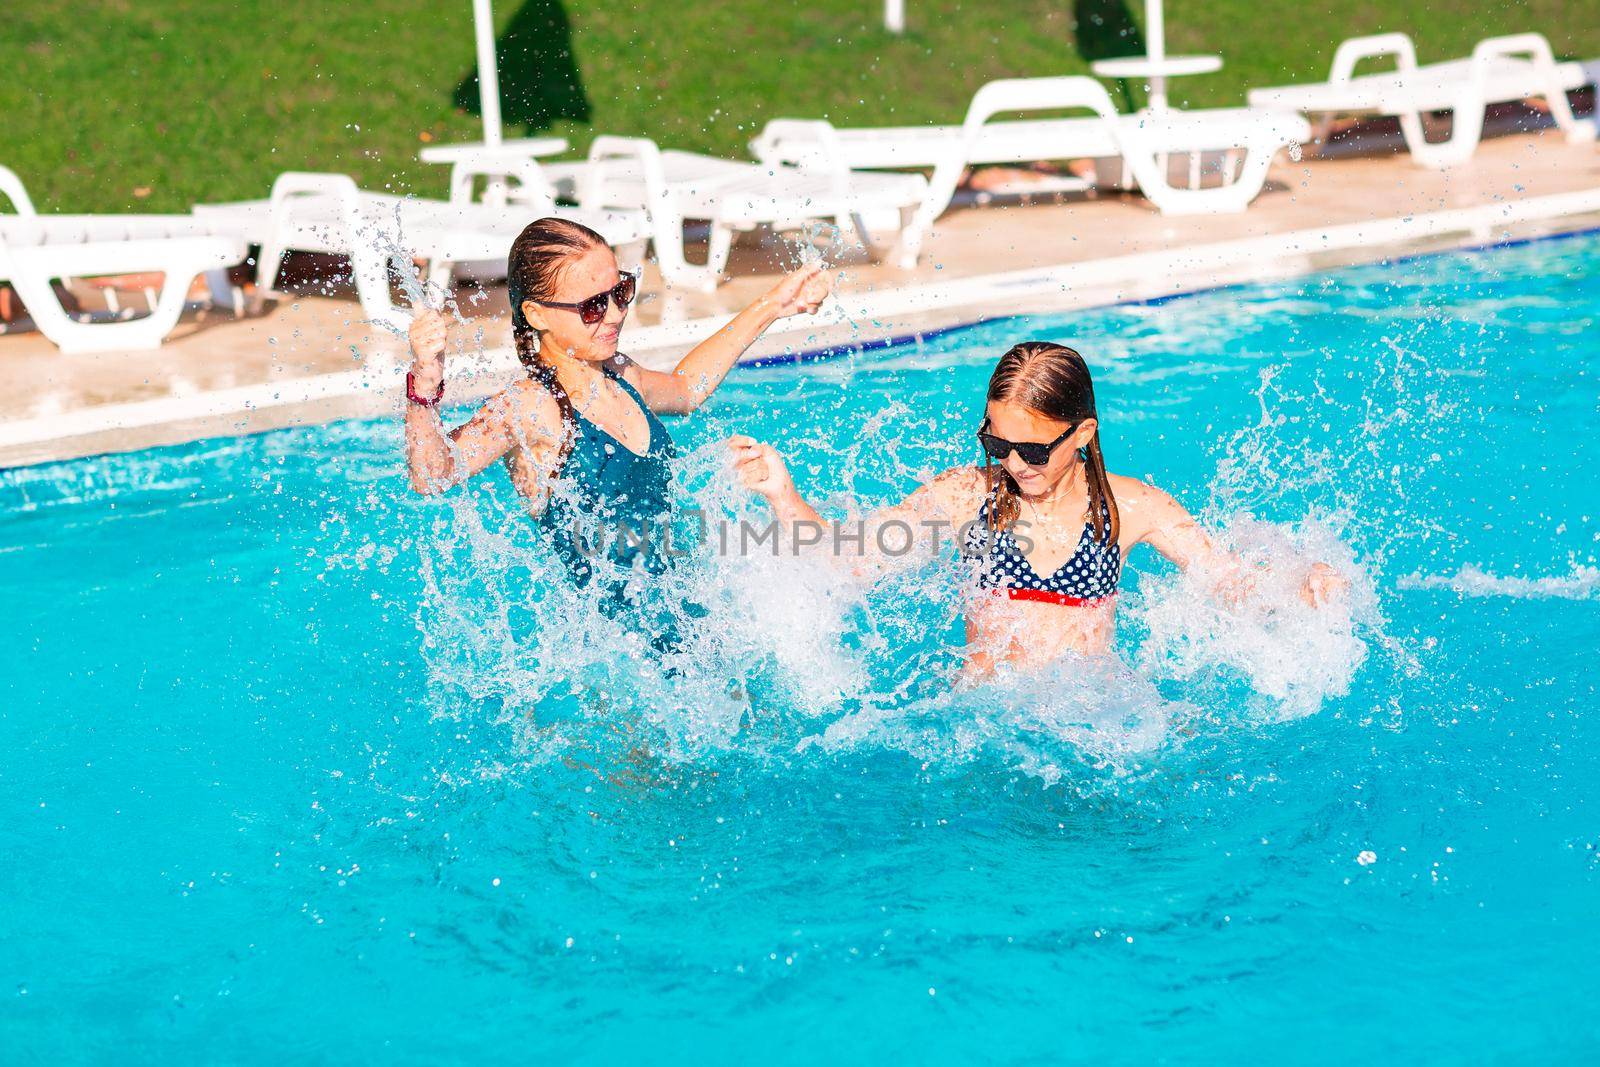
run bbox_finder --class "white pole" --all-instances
[885,0,905,34]
[1145,0,1167,109]
[473,0,503,146]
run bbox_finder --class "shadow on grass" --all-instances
[453,0,590,133]
[1074,0,1146,110]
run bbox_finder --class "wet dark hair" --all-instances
[983,341,1119,544]
[506,217,609,463]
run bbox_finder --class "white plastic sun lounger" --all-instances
[444,138,929,290]
[194,173,652,331]
[1248,32,1597,169]
[543,138,929,289]
[0,166,248,353]
[750,76,1310,265]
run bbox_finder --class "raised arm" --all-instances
[729,435,984,579]
[623,265,832,415]
[404,309,517,495]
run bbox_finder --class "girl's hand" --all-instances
[1301,562,1348,608]
[408,309,448,389]
[1210,568,1259,611]
[728,435,797,502]
[763,264,833,318]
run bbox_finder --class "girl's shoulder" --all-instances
[1106,471,1162,503]
[1105,472,1191,536]
[499,378,566,440]
[504,375,561,409]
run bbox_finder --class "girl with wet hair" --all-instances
[730,341,1345,676]
[405,217,831,619]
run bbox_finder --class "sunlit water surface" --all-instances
[4,234,1598,1060]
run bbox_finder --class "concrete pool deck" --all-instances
[3,126,1599,468]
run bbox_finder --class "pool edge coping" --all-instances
[4,187,1600,468]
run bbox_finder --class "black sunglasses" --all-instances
[531,272,637,326]
[977,419,1079,466]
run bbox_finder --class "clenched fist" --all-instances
[764,264,834,319]
[408,309,449,391]
[727,434,797,503]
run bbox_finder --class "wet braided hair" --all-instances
[507,217,608,463]
[982,342,1119,544]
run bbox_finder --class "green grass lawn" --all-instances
[6,1,1597,214]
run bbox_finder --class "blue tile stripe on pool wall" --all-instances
[746,222,1600,370]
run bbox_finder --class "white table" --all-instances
[1091,54,1222,110]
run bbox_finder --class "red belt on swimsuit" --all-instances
[990,588,1117,607]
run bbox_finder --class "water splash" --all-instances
[1397,563,1600,601]
[371,224,1411,785]
[402,424,1377,785]
[1128,516,1377,721]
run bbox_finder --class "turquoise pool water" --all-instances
[4,233,1598,1060]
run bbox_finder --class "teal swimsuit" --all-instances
[535,366,689,650]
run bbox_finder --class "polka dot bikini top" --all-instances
[960,490,1123,606]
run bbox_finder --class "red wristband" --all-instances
[406,371,444,407]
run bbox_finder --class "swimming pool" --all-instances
[4,232,1598,1060]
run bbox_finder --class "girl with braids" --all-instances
[729,341,1346,675]
[405,217,830,625]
